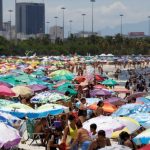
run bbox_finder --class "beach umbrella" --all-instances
[138,144,150,150]
[0,122,21,149]
[145,96,150,100]
[136,97,150,104]
[102,79,118,86]
[90,89,111,97]
[11,86,34,97]
[30,91,70,104]
[0,99,15,108]
[50,69,74,81]
[0,103,34,118]
[74,76,86,83]
[126,92,147,101]
[133,128,150,145]
[0,111,21,126]
[0,82,13,88]
[0,85,16,97]
[28,84,48,92]
[105,97,125,106]
[76,99,117,113]
[94,84,107,89]
[37,104,69,115]
[83,116,125,138]
[112,117,140,138]
[112,103,141,117]
[95,75,105,82]
[129,113,150,129]
[100,145,131,150]
[113,86,130,93]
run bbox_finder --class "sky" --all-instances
[2,0,150,35]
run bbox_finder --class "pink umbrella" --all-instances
[0,82,13,88]
[105,97,125,105]
[0,85,15,96]
[90,89,111,97]
[28,84,48,92]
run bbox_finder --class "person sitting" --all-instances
[78,98,87,123]
[88,130,111,150]
[119,131,137,150]
[70,120,92,150]
[47,127,64,150]
[94,101,104,117]
[90,124,97,140]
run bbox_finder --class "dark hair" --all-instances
[55,127,63,132]
[98,130,106,137]
[65,91,70,96]
[76,120,83,128]
[97,101,104,107]
[80,98,86,102]
[90,123,97,130]
[119,131,130,141]
[68,114,75,121]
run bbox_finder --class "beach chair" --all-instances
[26,119,45,145]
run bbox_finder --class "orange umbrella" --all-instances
[88,101,117,113]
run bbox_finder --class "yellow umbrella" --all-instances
[11,86,34,98]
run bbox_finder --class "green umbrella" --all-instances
[102,79,118,86]
[50,69,74,81]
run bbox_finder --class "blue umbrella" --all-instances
[112,104,141,117]
[129,113,150,129]
[136,97,150,104]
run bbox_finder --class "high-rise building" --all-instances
[0,0,3,30]
[16,2,45,35]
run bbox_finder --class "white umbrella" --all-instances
[101,145,131,150]
[0,122,21,149]
[83,116,125,138]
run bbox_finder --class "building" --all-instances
[49,26,63,42]
[0,0,2,30]
[74,31,98,38]
[128,32,145,38]
[16,2,45,35]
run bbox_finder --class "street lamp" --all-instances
[148,16,150,36]
[54,16,58,40]
[61,7,66,41]
[82,14,86,38]
[69,20,72,37]
[46,21,50,34]
[8,9,13,40]
[120,14,124,36]
[91,0,95,35]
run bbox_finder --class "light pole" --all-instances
[91,0,95,35]
[8,9,13,40]
[69,20,72,37]
[61,7,66,41]
[82,14,86,38]
[148,16,150,36]
[54,16,58,40]
[120,14,124,36]
[46,21,50,34]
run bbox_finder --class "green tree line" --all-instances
[0,34,150,56]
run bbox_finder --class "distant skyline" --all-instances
[2,0,150,35]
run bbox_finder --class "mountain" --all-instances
[100,20,149,36]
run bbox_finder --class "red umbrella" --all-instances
[0,85,15,96]
[75,76,86,83]
[95,74,105,82]
[113,86,130,93]
[138,144,150,150]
